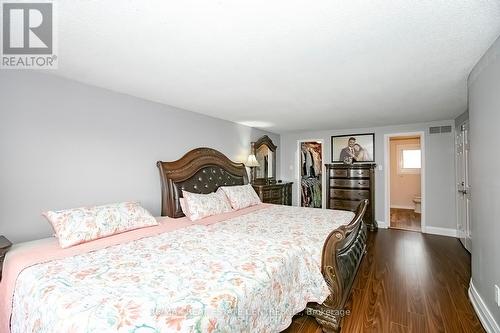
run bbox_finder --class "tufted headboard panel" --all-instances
[157,148,249,218]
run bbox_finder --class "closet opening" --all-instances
[299,141,323,208]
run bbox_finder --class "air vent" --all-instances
[440,125,452,133]
[429,126,452,134]
[429,126,441,134]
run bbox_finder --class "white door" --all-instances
[456,121,472,252]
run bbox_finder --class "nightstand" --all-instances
[0,236,12,282]
[252,182,293,205]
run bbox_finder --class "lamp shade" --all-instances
[245,154,260,167]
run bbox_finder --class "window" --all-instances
[397,144,421,174]
[402,149,421,169]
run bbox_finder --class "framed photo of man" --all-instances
[331,133,375,163]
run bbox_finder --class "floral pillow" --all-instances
[44,202,158,248]
[182,190,233,221]
[219,184,261,210]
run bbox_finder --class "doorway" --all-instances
[386,133,424,232]
[456,120,471,252]
[298,140,323,208]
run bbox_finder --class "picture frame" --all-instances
[331,133,375,163]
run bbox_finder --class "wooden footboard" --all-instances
[306,199,369,333]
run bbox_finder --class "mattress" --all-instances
[1,204,354,333]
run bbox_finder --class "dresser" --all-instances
[252,182,293,206]
[326,164,377,230]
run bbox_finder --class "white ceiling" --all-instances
[53,1,500,133]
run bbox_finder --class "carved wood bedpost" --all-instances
[306,200,369,333]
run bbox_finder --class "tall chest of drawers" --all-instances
[326,164,377,230]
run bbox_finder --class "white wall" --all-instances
[280,121,456,231]
[468,35,500,328]
[0,71,279,243]
[390,138,421,209]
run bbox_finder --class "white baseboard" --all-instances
[376,221,389,229]
[390,205,415,210]
[469,279,500,333]
[377,222,456,237]
[422,226,457,238]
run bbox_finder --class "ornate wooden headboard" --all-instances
[157,148,249,218]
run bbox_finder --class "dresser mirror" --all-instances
[252,135,277,184]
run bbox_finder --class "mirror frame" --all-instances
[252,135,277,184]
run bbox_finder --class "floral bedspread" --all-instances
[205,205,355,263]
[11,206,354,333]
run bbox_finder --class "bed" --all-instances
[157,148,368,332]
[0,148,367,333]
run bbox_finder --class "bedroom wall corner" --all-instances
[0,71,280,243]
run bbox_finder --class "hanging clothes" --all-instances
[301,143,322,178]
[301,151,307,176]
[301,177,322,208]
[311,150,322,176]
[300,142,323,208]
[305,151,313,176]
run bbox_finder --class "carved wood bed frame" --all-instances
[157,147,368,332]
[157,148,248,218]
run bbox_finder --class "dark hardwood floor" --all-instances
[284,229,484,333]
[390,208,421,232]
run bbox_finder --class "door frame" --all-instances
[296,139,326,209]
[384,131,426,231]
[455,120,471,251]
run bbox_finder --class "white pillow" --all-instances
[219,184,261,210]
[43,202,158,248]
[182,190,233,221]
[179,198,191,219]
